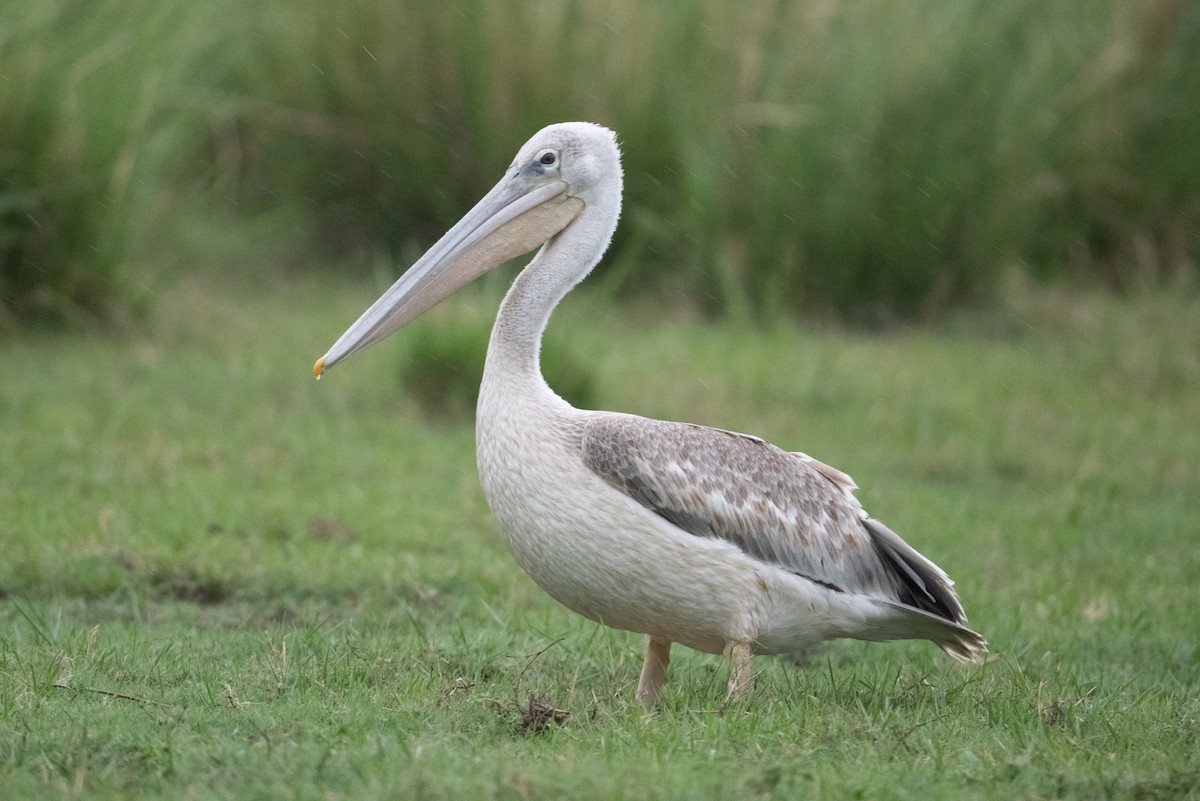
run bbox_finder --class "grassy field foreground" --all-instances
[1,273,1198,799]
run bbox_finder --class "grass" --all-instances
[3,0,1198,324]
[185,0,1200,316]
[0,0,220,325]
[1,271,1198,799]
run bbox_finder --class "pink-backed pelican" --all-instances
[315,122,986,705]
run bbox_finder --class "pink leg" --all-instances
[636,635,672,707]
[724,640,754,703]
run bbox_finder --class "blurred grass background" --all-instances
[1,0,1196,327]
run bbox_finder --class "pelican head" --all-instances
[314,122,620,377]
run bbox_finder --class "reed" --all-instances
[2,0,1196,325]
[0,1,218,325]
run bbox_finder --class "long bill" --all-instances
[314,175,584,377]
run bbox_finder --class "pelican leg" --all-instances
[636,635,672,707]
[724,640,754,703]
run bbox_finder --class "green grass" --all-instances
[1,273,1197,799]
[0,0,222,325]
[3,0,1197,324]
[198,0,1200,317]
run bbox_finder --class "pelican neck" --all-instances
[483,188,620,400]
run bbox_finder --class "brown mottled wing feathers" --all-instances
[580,413,915,603]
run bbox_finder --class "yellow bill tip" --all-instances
[313,356,326,380]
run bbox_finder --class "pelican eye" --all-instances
[538,150,558,167]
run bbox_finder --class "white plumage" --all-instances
[317,122,986,705]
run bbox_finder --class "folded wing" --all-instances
[580,412,968,626]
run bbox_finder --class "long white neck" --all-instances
[481,180,621,409]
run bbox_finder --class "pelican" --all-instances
[315,122,986,705]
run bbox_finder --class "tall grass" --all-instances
[212,0,1198,319]
[2,0,1197,325]
[0,2,215,325]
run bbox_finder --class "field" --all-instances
[2,1,1198,795]
[1,273,1197,799]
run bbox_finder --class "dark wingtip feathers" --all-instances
[862,517,989,663]
[863,517,967,625]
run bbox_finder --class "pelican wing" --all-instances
[580,413,966,623]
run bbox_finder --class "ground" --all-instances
[1,272,1197,799]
